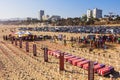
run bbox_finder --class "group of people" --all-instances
[4,32,120,50]
[48,34,120,49]
[3,34,38,41]
[69,34,120,49]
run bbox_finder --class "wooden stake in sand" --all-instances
[44,47,48,62]
[26,41,29,52]
[33,44,37,56]
[88,61,94,80]
[5,35,7,40]
[59,52,64,71]
[11,37,14,44]
[19,39,22,48]
[15,39,17,46]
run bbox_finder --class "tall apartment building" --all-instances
[93,8,102,18]
[39,10,44,21]
[87,9,93,18]
[87,8,102,19]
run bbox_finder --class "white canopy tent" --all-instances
[14,31,32,38]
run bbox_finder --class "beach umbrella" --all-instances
[14,31,25,37]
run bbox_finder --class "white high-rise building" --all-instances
[87,8,102,19]
[93,8,102,18]
[39,10,44,21]
[87,9,93,18]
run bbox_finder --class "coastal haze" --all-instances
[0,0,120,80]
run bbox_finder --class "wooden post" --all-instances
[33,44,37,56]
[19,39,22,48]
[88,61,94,80]
[15,39,17,46]
[5,35,8,40]
[11,37,14,44]
[59,52,64,71]
[44,47,48,62]
[26,41,29,52]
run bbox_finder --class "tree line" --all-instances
[0,15,120,26]
[49,15,120,26]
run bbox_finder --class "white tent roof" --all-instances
[14,31,32,38]
[15,31,32,35]
[24,31,32,35]
[15,31,25,35]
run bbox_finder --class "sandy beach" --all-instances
[0,24,120,80]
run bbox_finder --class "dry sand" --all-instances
[0,24,120,80]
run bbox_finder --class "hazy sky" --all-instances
[0,0,120,19]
